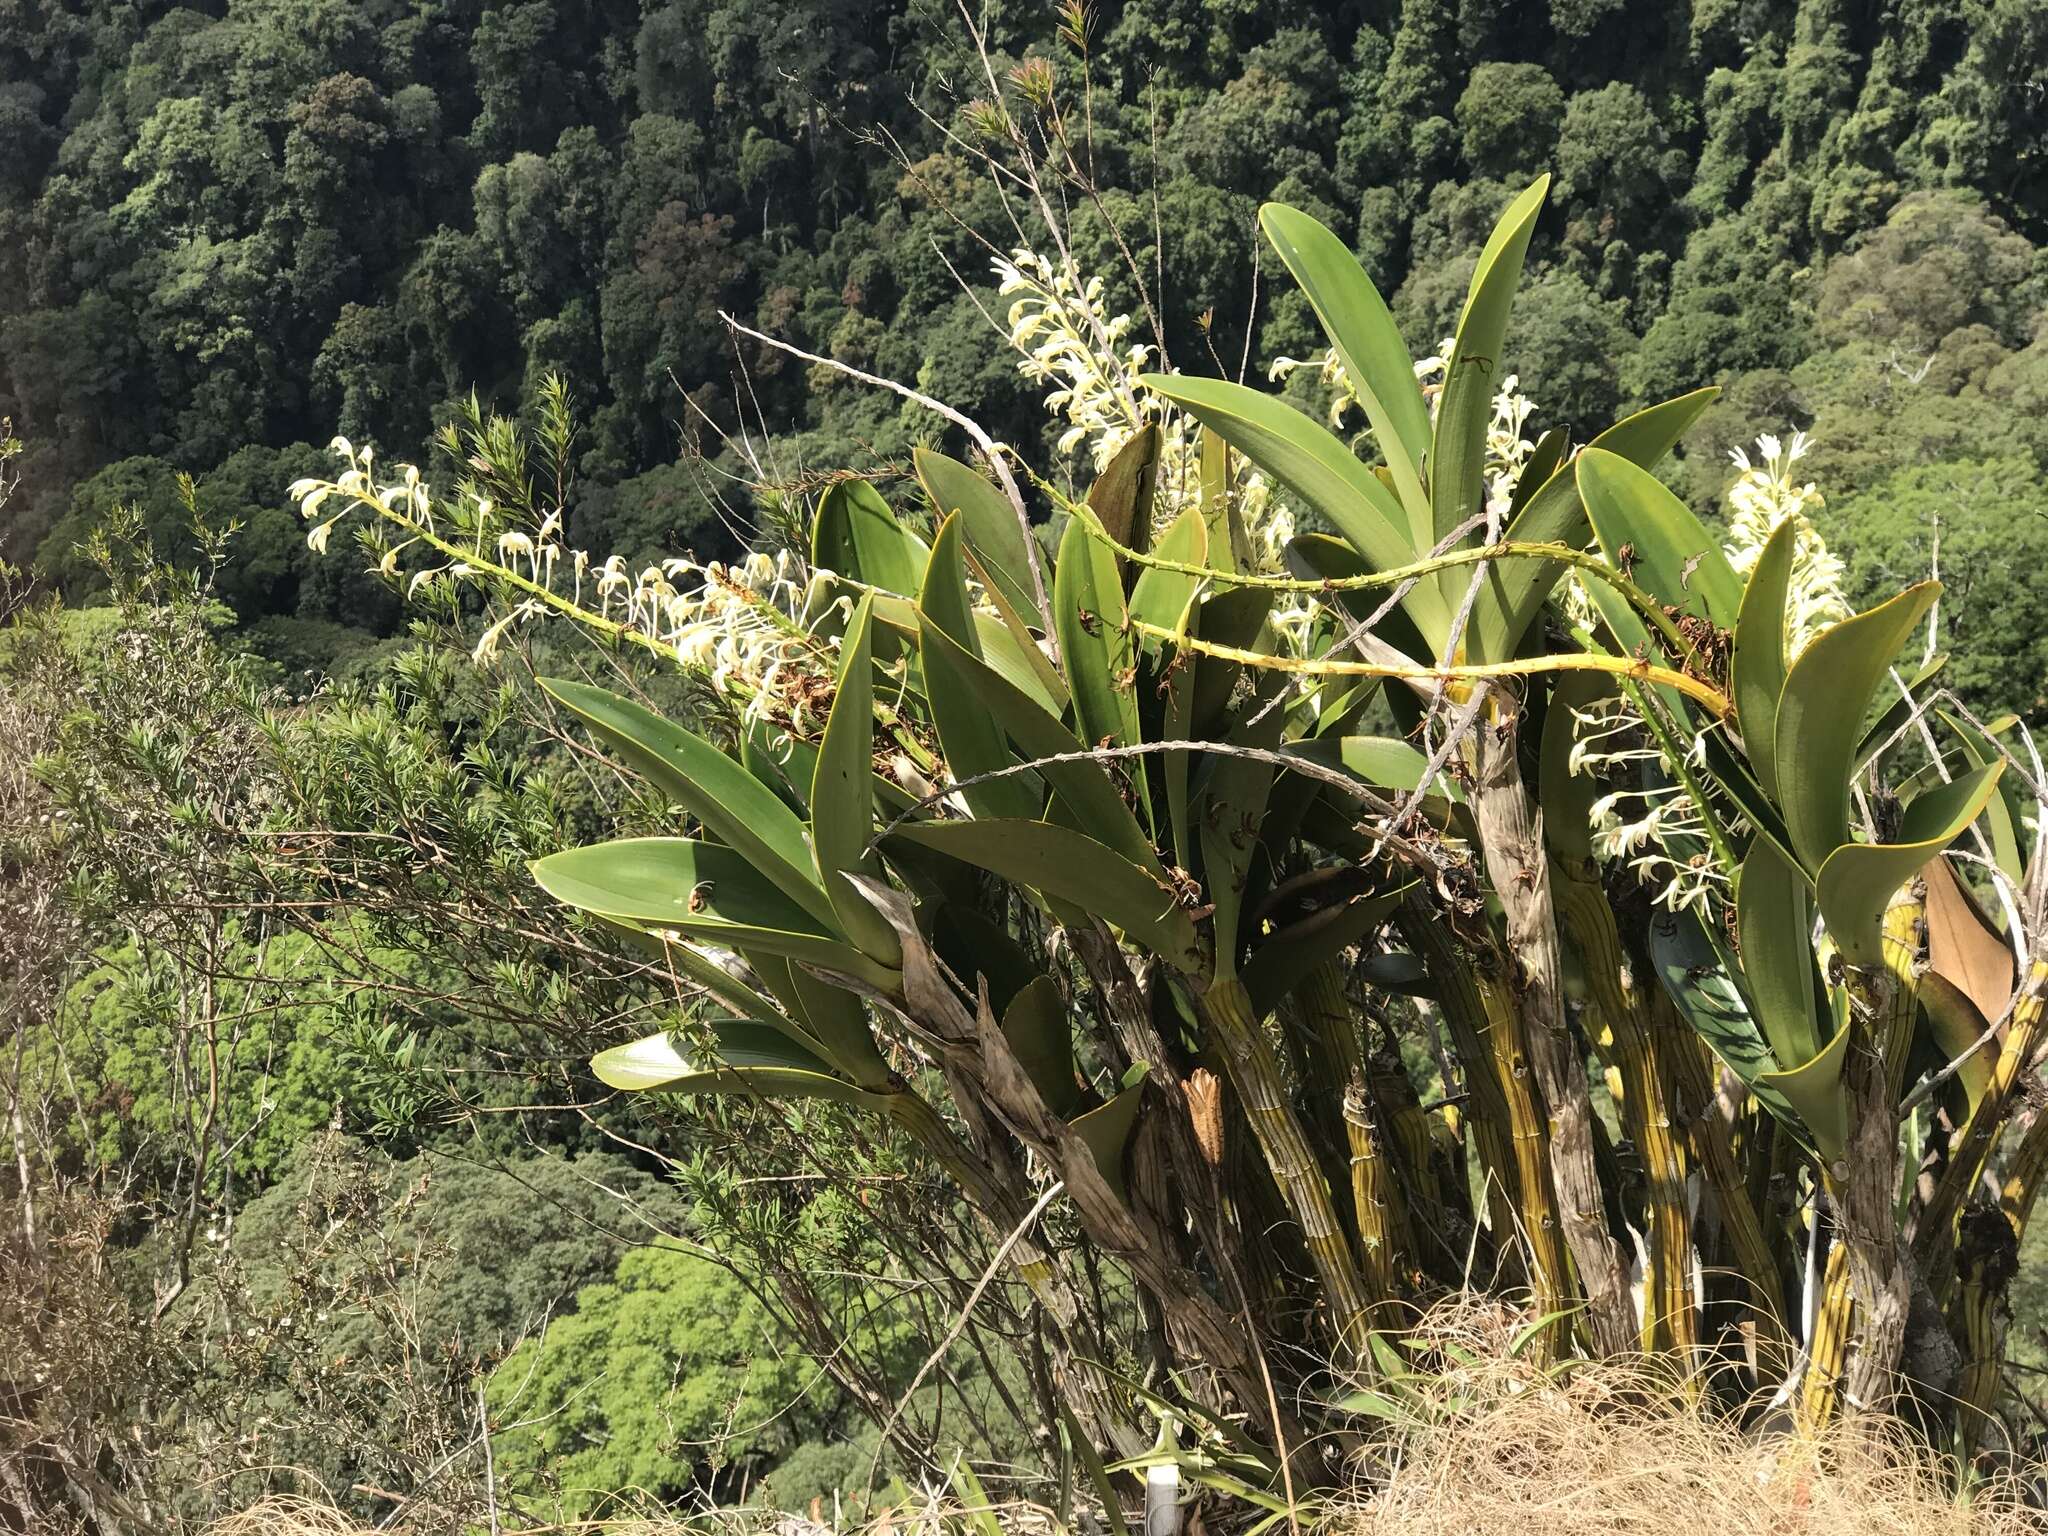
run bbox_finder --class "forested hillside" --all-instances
[5,0,2047,701]
[10,4,2048,1529]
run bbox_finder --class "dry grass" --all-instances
[1326,1298,2046,1535]
[208,1302,2048,1536]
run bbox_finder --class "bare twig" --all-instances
[717,309,1053,637]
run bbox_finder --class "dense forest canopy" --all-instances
[4,0,2047,705]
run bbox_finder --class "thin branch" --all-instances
[718,309,1053,638]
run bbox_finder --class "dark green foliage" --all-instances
[6,0,2047,677]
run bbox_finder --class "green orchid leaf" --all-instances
[1578,448,1743,629]
[1509,426,1570,521]
[1086,422,1161,570]
[1142,373,1446,640]
[1918,972,1996,1118]
[1775,582,1940,871]
[1481,387,1718,660]
[1201,706,1282,982]
[1432,176,1547,551]
[813,478,930,597]
[595,917,788,1020]
[1128,506,1209,641]
[1003,974,1084,1118]
[893,818,1204,972]
[1735,837,1824,1069]
[918,615,1161,874]
[591,1019,890,1106]
[760,953,892,1088]
[1360,949,1434,997]
[932,906,1041,1020]
[1241,888,1407,1019]
[1853,651,1948,774]
[1198,425,1252,573]
[1259,202,1432,541]
[919,517,1042,822]
[1069,1062,1151,1198]
[1054,514,1149,825]
[1648,905,1804,1143]
[811,596,903,965]
[1943,710,2029,889]
[531,837,901,992]
[914,446,1036,617]
[1729,519,1795,802]
[1755,1026,1853,1166]
[1815,761,2005,966]
[540,677,835,930]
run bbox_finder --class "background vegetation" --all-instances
[5,0,2047,709]
[5,0,2048,1530]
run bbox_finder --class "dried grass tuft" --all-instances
[205,1497,379,1536]
[1324,1296,2046,1535]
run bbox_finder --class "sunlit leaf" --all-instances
[1775,582,1940,871]
[1432,176,1547,552]
[1260,202,1432,542]
[540,677,834,929]
[893,818,1204,972]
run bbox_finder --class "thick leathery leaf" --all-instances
[1003,975,1084,1118]
[1918,972,1996,1116]
[1201,709,1282,981]
[1070,1063,1151,1198]
[1578,448,1743,628]
[1360,949,1433,997]
[1128,507,1209,641]
[531,838,901,990]
[1433,176,1547,550]
[1697,730,1799,871]
[811,596,903,964]
[777,957,891,1086]
[918,617,1161,874]
[933,907,1040,1020]
[1054,515,1146,820]
[914,447,1036,616]
[596,917,789,1021]
[1338,735,1464,799]
[1854,652,1948,773]
[1142,373,1446,638]
[813,478,930,596]
[1259,203,1431,540]
[1775,582,1941,871]
[1509,427,1569,521]
[1815,762,2006,966]
[1198,426,1252,572]
[1944,710,2029,889]
[894,818,1203,972]
[1189,585,1278,733]
[978,606,1073,720]
[591,1019,889,1104]
[1735,838,1824,1069]
[1922,856,2013,1024]
[920,619,1042,821]
[1649,906,1803,1139]
[1481,387,1718,660]
[1087,423,1160,568]
[1756,1027,1853,1165]
[919,517,1041,821]
[1241,888,1405,1018]
[540,677,834,928]
[1730,519,1795,802]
